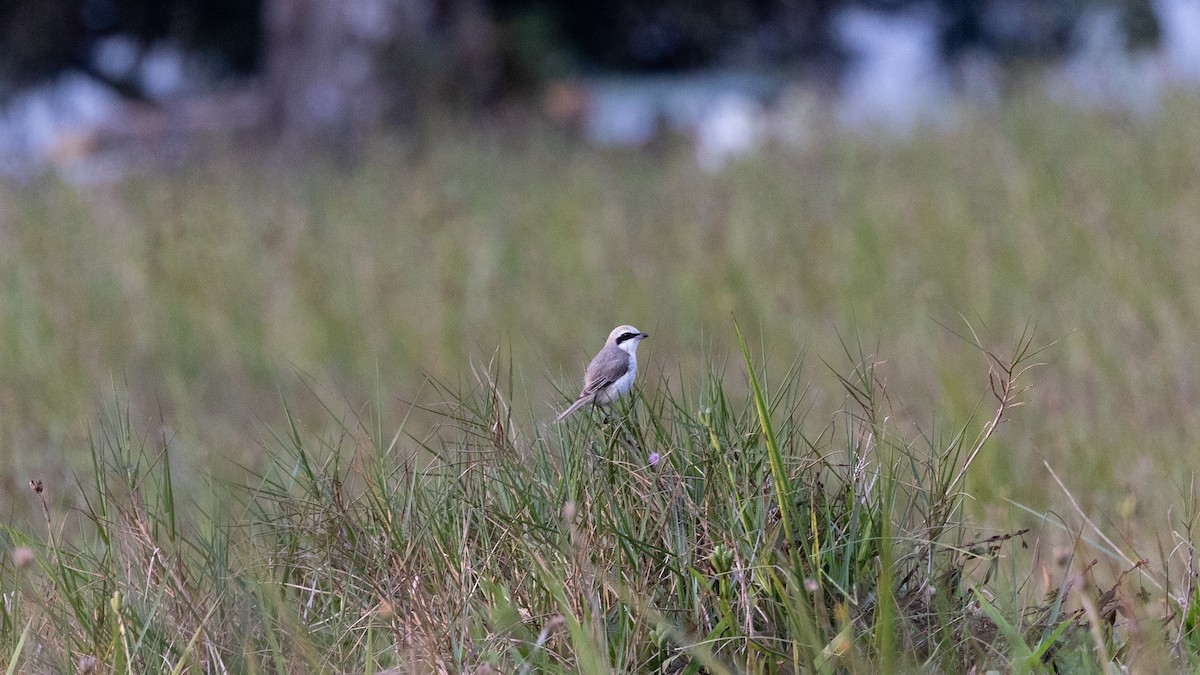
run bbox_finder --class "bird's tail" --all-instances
[555,396,592,423]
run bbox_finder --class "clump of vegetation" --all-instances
[0,323,1179,672]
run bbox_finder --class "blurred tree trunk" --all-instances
[261,0,499,152]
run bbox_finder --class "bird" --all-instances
[555,325,649,423]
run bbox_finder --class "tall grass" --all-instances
[0,325,1184,671]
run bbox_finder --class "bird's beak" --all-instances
[639,332,649,339]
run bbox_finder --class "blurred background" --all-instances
[2,0,1200,540]
[3,0,1198,173]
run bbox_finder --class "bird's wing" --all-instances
[580,347,630,398]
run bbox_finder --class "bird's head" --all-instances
[608,325,649,354]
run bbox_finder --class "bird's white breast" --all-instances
[597,358,636,405]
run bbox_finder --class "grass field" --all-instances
[2,89,1200,671]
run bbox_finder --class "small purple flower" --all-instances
[648,452,661,466]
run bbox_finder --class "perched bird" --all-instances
[556,325,649,423]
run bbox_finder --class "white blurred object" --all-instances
[91,35,214,100]
[1156,0,1200,81]
[583,78,661,146]
[0,71,121,177]
[1047,8,1162,114]
[835,6,951,131]
[92,35,140,81]
[695,93,763,173]
[139,40,189,99]
[581,71,779,172]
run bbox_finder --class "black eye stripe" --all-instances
[616,332,638,344]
